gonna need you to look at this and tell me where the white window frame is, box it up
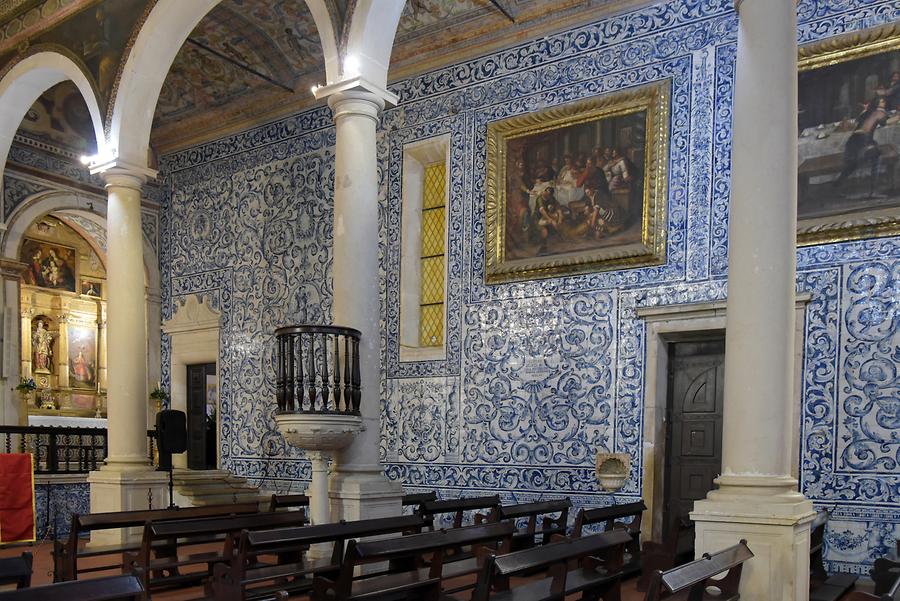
[399,134,451,363]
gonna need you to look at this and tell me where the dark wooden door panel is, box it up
[187,363,216,470]
[664,339,725,536]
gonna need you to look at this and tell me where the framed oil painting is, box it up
[80,278,102,298]
[797,23,900,245]
[67,324,97,390]
[20,239,78,292]
[485,81,670,283]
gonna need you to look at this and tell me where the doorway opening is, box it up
[186,363,217,470]
[663,337,725,542]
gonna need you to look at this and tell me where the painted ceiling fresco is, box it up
[152,0,625,151]
[18,81,96,154]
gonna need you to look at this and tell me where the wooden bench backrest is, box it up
[573,500,646,536]
[420,495,501,528]
[74,502,260,533]
[268,493,309,512]
[402,491,437,507]
[0,575,143,601]
[658,540,753,594]
[498,498,571,521]
[149,509,307,539]
[241,515,425,553]
[489,529,631,577]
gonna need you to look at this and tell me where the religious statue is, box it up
[32,320,53,373]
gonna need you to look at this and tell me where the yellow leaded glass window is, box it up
[419,161,446,347]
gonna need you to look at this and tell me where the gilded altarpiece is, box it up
[18,217,107,419]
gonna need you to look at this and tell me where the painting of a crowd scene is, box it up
[485,82,669,282]
[797,25,900,244]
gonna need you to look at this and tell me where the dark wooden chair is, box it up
[211,514,428,601]
[53,502,260,582]
[267,493,309,512]
[809,509,857,601]
[0,575,144,601]
[467,529,633,601]
[636,518,694,591]
[419,494,500,530]
[572,500,646,578]
[310,530,451,601]
[495,498,571,550]
[127,509,308,592]
[643,539,753,601]
[0,552,32,590]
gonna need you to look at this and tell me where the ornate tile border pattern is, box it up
[159,0,900,574]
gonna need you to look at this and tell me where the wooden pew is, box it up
[872,540,900,596]
[211,514,428,601]
[419,494,500,530]
[411,522,516,594]
[636,518,694,591]
[267,493,309,512]
[310,529,456,601]
[809,509,857,601]
[643,539,753,601]
[572,500,646,577]
[402,491,437,512]
[0,552,32,589]
[843,572,900,601]
[53,502,260,582]
[127,509,309,592]
[0,575,144,601]
[466,529,633,601]
[495,498,571,550]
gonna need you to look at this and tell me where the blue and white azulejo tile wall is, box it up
[160,0,900,575]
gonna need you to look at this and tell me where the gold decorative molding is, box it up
[796,22,900,247]
[484,80,670,283]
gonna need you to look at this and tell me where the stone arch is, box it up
[0,50,106,220]
[2,191,159,293]
[1,190,162,427]
[108,0,337,169]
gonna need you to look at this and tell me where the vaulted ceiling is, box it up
[151,0,631,152]
[3,0,642,155]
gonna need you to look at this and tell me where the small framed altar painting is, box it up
[80,278,102,298]
[484,80,670,283]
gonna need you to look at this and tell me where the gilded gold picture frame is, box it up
[797,23,900,246]
[485,80,670,284]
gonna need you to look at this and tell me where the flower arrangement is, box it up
[150,382,170,411]
[15,378,36,393]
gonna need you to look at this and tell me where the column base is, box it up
[328,469,403,522]
[691,474,816,601]
[87,463,169,545]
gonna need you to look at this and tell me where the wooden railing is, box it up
[275,325,362,415]
[0,425,107,474]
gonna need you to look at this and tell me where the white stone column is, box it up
[321,89,402,521]
[691,1,815,600]
[87,166,167,543]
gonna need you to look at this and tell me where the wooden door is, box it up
[187,363,216,470]
[664,339,725,535]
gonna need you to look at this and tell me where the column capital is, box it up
[0,258,27,280]
[325,89,387,125]
[315,76,398,107]
[90,158,157,191]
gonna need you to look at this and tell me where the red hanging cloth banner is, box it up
[0,453,35,544]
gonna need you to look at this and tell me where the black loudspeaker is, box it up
[156,409,187,454]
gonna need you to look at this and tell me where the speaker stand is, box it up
[167,464,177,509]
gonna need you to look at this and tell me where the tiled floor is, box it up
[0,540,665,600]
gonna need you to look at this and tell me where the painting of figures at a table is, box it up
[504,110,646,260]
[798,47,900,227]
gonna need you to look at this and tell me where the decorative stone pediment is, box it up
[162,295,220,335]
